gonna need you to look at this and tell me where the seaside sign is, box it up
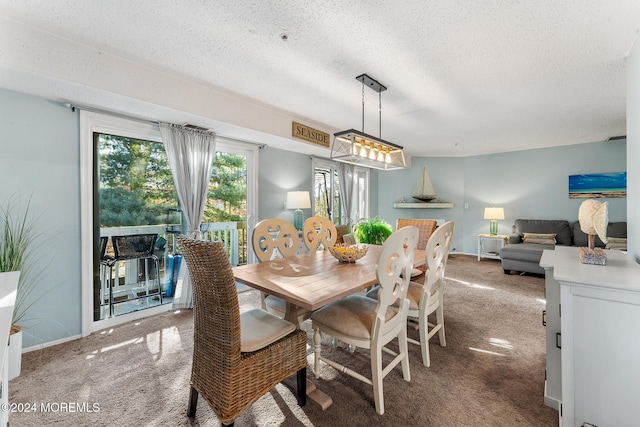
[292,122,330,148]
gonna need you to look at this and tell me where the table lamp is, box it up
[286,191,311,230]
[484,207,504,235]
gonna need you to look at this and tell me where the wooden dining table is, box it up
[232,244,425,409]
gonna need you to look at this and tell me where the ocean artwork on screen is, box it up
[568,172,626,199]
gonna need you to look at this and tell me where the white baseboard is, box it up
[23,303,174,353]
[23,333,83,354]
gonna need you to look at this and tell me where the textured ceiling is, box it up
[1,1,640,157]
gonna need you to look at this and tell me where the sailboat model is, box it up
[412,167,437,202]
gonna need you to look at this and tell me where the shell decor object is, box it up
[578,199,608,265]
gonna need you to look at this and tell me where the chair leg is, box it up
[108,265,114,317]
[371,345,384,415]
[436,304,446,347]
[187,386,198,418]
[398,328,411,382]
[313,327,322,376]
[296,367,307,407]
[419,312,431,367]
[155,258,162,304]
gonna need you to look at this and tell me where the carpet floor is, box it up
[8,255,559,426]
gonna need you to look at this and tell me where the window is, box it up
[312,158,369,224]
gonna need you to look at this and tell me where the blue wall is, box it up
[376,141,627,254]
[257,147,313,224]
[0,87,629,348]
[0,89,81,347]
[377,157,466,251]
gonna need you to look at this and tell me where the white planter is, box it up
[0,271,20,383]
[8,329,21,380]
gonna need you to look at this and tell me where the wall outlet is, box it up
[464,202,469,209]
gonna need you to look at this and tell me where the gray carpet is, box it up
[8,255,558,426]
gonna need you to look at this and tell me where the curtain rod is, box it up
[62,101,267,148]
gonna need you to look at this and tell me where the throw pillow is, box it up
[523,233,557,245]
[605,237,627,250]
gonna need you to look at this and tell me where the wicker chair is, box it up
[396,218,438,277]
[177,236,307,426]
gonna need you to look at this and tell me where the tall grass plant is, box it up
[0,197,43,328]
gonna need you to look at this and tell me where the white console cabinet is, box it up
[540,246,640,427]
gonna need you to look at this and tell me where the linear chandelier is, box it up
[330,74,406,170]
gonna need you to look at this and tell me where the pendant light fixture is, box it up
[330,74,406,170]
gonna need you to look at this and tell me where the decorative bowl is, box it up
[329,244,368,263]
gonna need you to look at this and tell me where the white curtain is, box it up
[159,122,216,310]
[337,162,355,226]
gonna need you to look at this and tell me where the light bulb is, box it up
[359,141,367,157]
[377,145,385,162]
[385,147,391,163]
[368,142,376,160]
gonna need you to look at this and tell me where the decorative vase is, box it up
[0,271,20,380]
[8,326,22,380]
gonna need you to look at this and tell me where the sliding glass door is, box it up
[81,112,259,333]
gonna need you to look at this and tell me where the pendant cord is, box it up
[379,91,382,138]
[361,82,365,133]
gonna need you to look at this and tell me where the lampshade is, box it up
[331,130,406,170]
[484,207,505,220]
[286,191,310,231]
[330,74,406,171]
[286,191,311,209]
[484,207,504,235]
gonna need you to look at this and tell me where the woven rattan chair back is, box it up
[396,218,437,250]
[177,236,307,426]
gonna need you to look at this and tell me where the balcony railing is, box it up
[101,221,248,265]
[100,222,248,314]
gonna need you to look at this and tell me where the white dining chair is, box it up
[311,225,418,415]
[302,216,337,252]
[369,221,455,367]
[252,218,311,323]
[396,218,438,277]
[409,221,454,367]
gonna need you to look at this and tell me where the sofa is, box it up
[499,219,627,275]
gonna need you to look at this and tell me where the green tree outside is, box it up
[98,134,247,227]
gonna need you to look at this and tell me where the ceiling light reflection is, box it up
[447,277,495,290]
[468,347,505,357]
[489,338,513,350]
[101,337,142,353]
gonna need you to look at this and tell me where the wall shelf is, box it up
[393,202,455,209]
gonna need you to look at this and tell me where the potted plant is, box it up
[0,197,41,379]
[353,217,393,245]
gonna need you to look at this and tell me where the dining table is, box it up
[232,244,425,409]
